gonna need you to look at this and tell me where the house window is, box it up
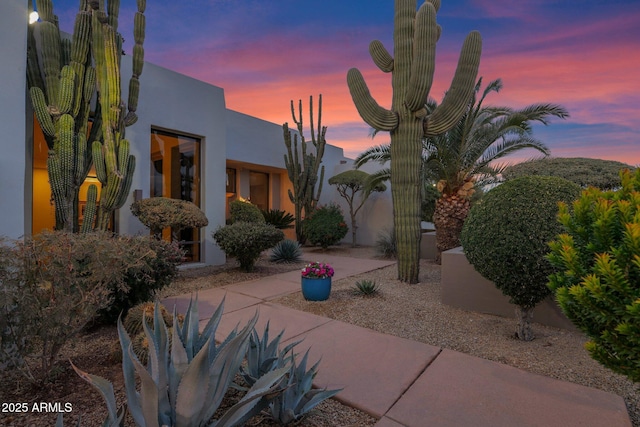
[31,116,106,234]
[150,128,202,262]
[250,171,269,211]
[226,168,236,195]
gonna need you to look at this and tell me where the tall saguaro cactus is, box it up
[27,0,145,232]
[347,0,481,283]
[283,95,327,243]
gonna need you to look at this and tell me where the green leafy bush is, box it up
[214,222,284,271]
[547,169,640,382]
[131,197,208,237]
[97,236,184,324]
[261,208,295,229]
[230,199,265,223]
[303,204,348,249]
[502,157,633,190]
[460,176,581,340]
[270,239,303,263]
[0,231,149,384]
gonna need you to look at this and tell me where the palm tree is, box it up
[356,78,569,261]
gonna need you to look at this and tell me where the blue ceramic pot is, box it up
[301,277,332,301]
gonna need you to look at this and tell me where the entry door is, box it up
[150,129,202,262]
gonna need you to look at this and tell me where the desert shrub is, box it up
[303,203,348,249]
[547,169,640,382]
[270,239,303,263]
[460,176,581,341]
[214,222,284,271]
[375,227,396,258]
[502,157,633,190]
[0,231,148,384]
[230,199,265,224]
[131,197,208,237]
[97,236,184,324]
[262,208,295,229]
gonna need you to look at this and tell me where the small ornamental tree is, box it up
[547,169,640,382]
[328,170,386,246]
[460,176,581,340]
[131,197,208,239]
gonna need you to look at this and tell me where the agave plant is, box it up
[239,321,300,388]
[261,209,295,229]
[352,279,380,296]
[270,239,303,264]
[269,350,342,425]
[69,298,288,427]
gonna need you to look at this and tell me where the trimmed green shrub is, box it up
[303,203,348,249]
[230,199,265,224]
[547,169,640,382]
[502,157,633,190]
[270,239,303,263]
[0,231,150,384]
[131,197,208,237]
[261,208,295,229]
[460,176,581,340]
[214,222,284,271]
[97,236,184,324]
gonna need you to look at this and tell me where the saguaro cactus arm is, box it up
[423,31,482,136]
[347,69,398,131]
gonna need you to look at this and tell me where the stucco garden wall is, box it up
[441,247,578,331]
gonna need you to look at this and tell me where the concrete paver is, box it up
[215,302,332,344]
[385,349,632,427]
[225,275,302,300]
[286,320,441,418]
[163,287,262,318]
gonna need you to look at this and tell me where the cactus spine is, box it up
[283,95,326,243]
[347,0,481,283]
[27,0,145,232]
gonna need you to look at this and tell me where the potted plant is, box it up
[300,261,335,301]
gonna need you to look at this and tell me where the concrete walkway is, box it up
[163,254,632,427]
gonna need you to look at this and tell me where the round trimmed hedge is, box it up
[460,176,581,310]
[502,157,632,190]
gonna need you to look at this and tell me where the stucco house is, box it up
[1,0,392,265]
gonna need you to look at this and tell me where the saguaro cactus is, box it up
[27,0,145,232]
[347,0,481,283]
[283,95,327,243]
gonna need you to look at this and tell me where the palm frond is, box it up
[354,144,391,168]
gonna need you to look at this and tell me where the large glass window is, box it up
[150,129,202,262]
[32,117,104,234]
[250,171,269,211]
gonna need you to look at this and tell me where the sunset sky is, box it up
[45,0,640,165]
